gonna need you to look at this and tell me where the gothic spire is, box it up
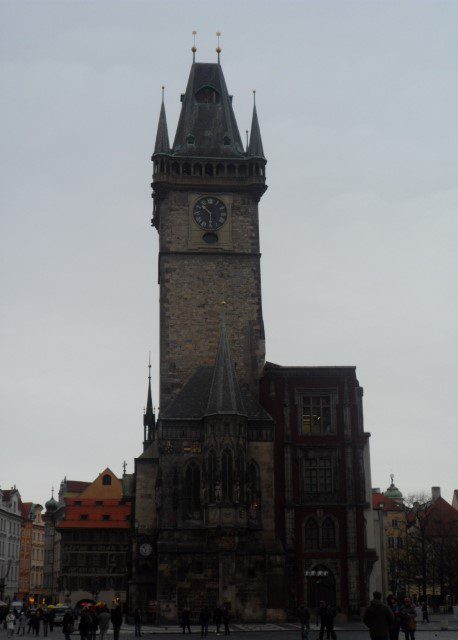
[172,61,244,157]
[248,91,265,159]
[205,316,246,417]
[143,353,155,447]
[153,87,170,155]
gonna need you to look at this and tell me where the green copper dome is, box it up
[385,474,403,500]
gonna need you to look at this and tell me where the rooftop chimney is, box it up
[431,486,441,501]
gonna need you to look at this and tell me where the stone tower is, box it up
[128,57,285,623]
[152,61,267,410]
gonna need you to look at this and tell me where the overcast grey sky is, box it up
[1,0,457,505]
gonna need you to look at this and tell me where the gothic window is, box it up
[303,457,333,493]
[193,163,202,176]
[184,462,201,518]
[182,162,191,176]
[304,518,319,550]
[172,162,180,176]
[215,163,225,176]
[208,451,216,503]
[205,163,214,176]
[238,164,247,176]
[246,461,260,507]
[301,394,333,434]
[321,517,337,548]
[195,86,220,104]
[227,164,236,176]
[222,449,233,501]
[102,474,112,485]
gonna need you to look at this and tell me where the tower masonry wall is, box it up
[158,190,265,409]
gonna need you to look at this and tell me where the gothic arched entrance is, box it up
[306,565,336,608]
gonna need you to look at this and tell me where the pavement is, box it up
[2,618,458,640]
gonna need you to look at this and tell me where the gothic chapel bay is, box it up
[126,56,376,622]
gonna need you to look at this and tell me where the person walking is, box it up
[78,610,91,640]
[62,611,74,640]
[222,606,230,636]
[134,609,142,638]
[180,607,191,634]
[47,611,55,634]
[6,612,16,638]
[363,592,395,640]
[88,609,97,640]
[41,611,48,638]
[18,612,27,636]
[198,606,210,638]
[386,596,401,640]
[318,602,336,640]
[110,606,122,640]
[421,601,429,624]
[400,599,416,640]
[97,608,110,640]
[26,612,35,636]
[297,603,311,640]
[34,610,42,637]
[213,606,222,636]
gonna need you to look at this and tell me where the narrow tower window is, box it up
[321,518,337,548]
[222,449,233,501]
[304,518,319,550]
[184,462,201,518]
[195,86,220,104]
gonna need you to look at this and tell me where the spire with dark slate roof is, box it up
[248,92,265,159]
[205,318,246,417]
[153,88,170,155]
[172,62,245,158]
[143,354,156,447]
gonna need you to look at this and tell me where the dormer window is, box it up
[186,134,195,145]
[102,474,112,486]
[195,86,220,104]
[223,136,231,146]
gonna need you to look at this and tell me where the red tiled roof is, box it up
[20,502,33,519]
[372,493,403,511]
[65,481,90,493]
[423,497,458,538]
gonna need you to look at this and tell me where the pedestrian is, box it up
[62,611,74,640]
[78,610,91,640]
[27,612,34,636]
[88,609,97,640]
[47,611,54,634]
[34,610,42,637]
[42,612,48,638]
[6,611,16,638]
[97,607,110,640]
[421,601,429,624]
[386,596,401,640]
[198,606,210,638]
[213,606,222,636]
[222,606,230,636]
[18,612,27,636]
[363,592,395,640]
[400,598,416,640]
[297,603,311,640]
[134,609,142,638]
[180,607,191,634]
[318,601,337,640]
[110,606,122,640]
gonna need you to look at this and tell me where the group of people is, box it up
[363,592,418,640]
[62,605,122,640]
[2,609,55,638]
[178,604,230,636]
[297,601,336,640]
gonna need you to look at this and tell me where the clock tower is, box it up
[152,61,267,410]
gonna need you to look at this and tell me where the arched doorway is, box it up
[306,565,336,608]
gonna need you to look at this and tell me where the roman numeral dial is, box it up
[193,197,228,230]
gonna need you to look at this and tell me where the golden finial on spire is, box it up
[216,31,222,63]
[192,30,197,61]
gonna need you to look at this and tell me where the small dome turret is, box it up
[384,474,403,502]
[45,488,58,513]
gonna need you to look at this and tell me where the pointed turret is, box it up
[205,317,246,416]
[153,88,170,155]
[172,62,244,158]
[143,355,156,449]
[248,92,265,159]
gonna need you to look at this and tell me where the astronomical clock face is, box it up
[193,196,227,230]
[139,542,152,557]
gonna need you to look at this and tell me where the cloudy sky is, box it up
[1,0,457,505]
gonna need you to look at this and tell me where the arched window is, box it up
[215,163,225,177]
[195,86,220,104]
[159,160,164,173]
[184,462,201,518]
[222,449,233,501]
[246,461,259,506]
[321,517,337,548]
[227,164,236,177]
[205,163,214,177]
[304,518,319,550]
[102,474,111,486]
[182,162,191,176]
[208,451,216,503]
[238,164,247,176]
[172,162,180,176]
[193,163,202,176]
